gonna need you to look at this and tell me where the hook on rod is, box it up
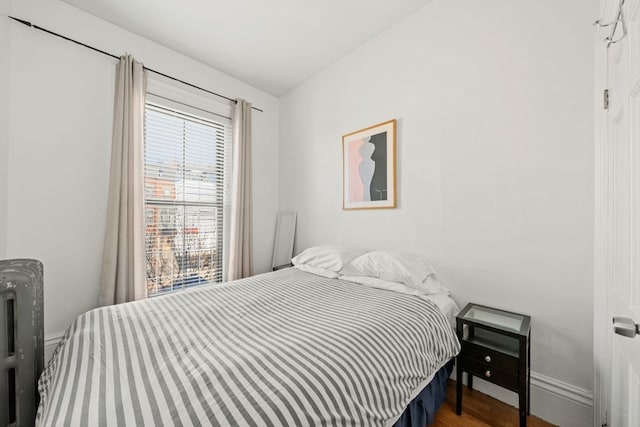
[593,18,616,28]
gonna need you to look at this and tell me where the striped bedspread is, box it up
[37,268,460,426]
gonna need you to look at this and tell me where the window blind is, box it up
[144,102,231,296]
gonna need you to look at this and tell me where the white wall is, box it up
[0,1,10,258]
[279,1,595,425]
[7,1,279,344]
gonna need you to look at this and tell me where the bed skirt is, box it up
[392,360,454,427]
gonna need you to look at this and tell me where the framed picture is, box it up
[342,119,396,210]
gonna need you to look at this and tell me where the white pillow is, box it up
[292,245,367,272]
[340,275,425,295]
[425,275,449,295]
[294,264,340,279]
[340,250,442,294]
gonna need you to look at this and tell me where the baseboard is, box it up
[44,331,65,363]
[530,371,593,408]
[453,370,593,427]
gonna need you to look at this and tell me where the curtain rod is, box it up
[8,16,264,113]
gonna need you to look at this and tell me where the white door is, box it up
[595,0,640,426]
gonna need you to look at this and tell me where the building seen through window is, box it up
[144,103,228,296]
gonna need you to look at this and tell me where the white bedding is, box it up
[422,293,460,328]
[320,268,460,328]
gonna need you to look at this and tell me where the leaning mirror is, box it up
[272,211,297,270]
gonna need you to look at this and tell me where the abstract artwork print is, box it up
[342,119,396,210]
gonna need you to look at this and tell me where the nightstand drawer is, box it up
[460,356,518,390]
[460,341,518,374]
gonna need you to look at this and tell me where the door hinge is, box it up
[604,89,610,110]
[602,409,608,427]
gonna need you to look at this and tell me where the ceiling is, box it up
[61,0,432,96]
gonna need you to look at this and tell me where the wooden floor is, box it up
[432,381,556,427]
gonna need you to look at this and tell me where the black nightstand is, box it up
[455,303,531,427]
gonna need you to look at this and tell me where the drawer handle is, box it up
[484,355,491,363]
[485,370,491,378]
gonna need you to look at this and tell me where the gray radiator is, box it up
[0,260,44,427]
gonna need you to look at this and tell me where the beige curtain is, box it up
[227,99,253,280]
[98,55,147,306]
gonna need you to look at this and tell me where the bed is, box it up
[37,267,460,426]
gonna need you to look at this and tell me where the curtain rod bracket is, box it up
[9,16,34,27]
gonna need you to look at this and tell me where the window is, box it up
[144,101,230,296]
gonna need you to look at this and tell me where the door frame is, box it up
[593,1,628,426]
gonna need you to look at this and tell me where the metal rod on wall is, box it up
[8,16,264,113]
[593,0,627,47]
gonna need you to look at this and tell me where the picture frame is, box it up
[342,119,396,210]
